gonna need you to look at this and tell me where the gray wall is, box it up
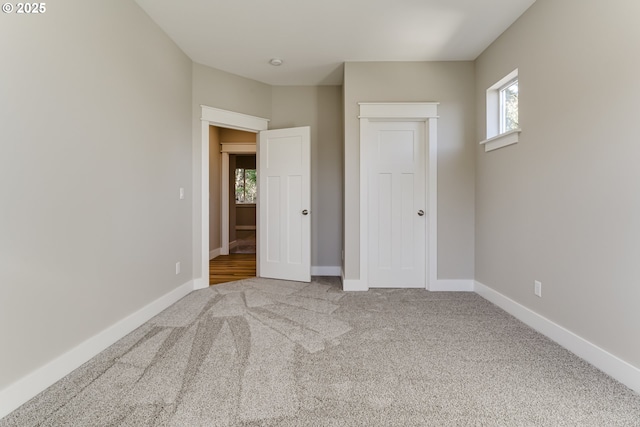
[343,62,476,281]
[0,0,192,389]
[475,0,640,367]
[271,86,344,268]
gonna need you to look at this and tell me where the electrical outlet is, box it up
[534,280,542,297]
[179,188,185,200]
[176,262,181,275]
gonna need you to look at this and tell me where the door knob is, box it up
[302,210,309,215]
[418,210,424,216]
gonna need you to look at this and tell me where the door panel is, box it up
[258,127,311,282]
[266,176,281,262]
[368,121,426,288]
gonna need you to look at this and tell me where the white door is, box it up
[367,121,426,288]
[258,126,311,282]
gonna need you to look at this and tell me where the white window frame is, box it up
[234,167,257,204]
[499,77,518,134]
[480,69,520,152]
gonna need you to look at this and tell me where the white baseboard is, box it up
[209,247,221,260]
[341,269,368,291]
[342,279,368,291]
[235,225,256,231]
[474,280,640,395]
[0,280,194,419]
[311,266,341,276]
[192,277,209,290]
[340,274,474,292]
[430,279,474,292]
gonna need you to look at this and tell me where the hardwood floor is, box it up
[209,253,256,285]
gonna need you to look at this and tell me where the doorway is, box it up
[230,154,257,255]
[196,107,267,290]
[211,129,257,284]
[197,106,312,289]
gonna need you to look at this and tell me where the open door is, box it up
[258,126,311,282]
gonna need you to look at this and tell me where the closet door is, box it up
[367,120,426,288]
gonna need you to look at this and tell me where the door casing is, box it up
[196,106,269,289]
[358,102,439,291]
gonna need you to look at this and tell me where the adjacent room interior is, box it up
[208,126,257,284]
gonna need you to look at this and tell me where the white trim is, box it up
[221,151,229,255]
[235,225,256,231]
[474,281,640,395]
[202,106,270,133]
[431,279,475,292]
[193,277,209,290]
[427,117,438,289]
[343,279,368,292]
[199,120,210,291]
[193,276,209,290]
[0,280,194,419]
[341,268,366,291]
[479,128,521,152]
[359,117,369,291]
[209,247,221,260]
[199,106,269,289]
[311,266,341,276]
[358,102,439,292]
[359,102,439,119]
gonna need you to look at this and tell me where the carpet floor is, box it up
[2,277,639,426]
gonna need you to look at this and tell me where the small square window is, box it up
[480,69,520,152]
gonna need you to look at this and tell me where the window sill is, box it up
[479,128,521,152]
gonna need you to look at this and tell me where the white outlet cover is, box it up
[534,280,542,297]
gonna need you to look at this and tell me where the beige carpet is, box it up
[2,277,640,426]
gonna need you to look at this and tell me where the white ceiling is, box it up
[134,0,536,86]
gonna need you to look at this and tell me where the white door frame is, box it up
[358,102,438,291]
[195,105,269,290]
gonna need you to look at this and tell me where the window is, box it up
[499,78,518,133]
[235,168,256,203]
[480,69,520,152]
